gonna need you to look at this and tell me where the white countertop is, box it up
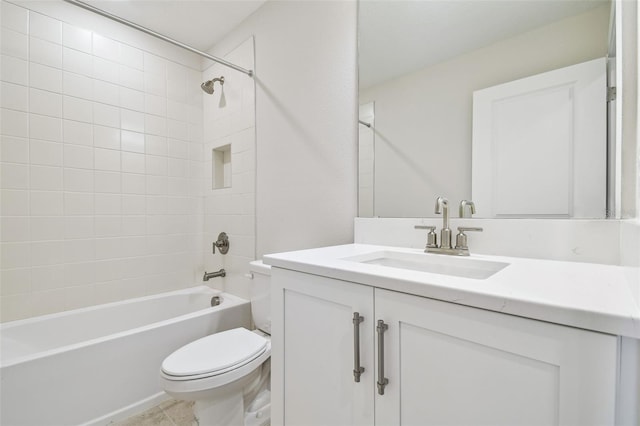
[264,244,640,339]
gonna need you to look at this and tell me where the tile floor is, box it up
[112,399,196,426]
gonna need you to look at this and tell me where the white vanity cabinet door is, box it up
[271,268,375,426]
[374,289,618,426]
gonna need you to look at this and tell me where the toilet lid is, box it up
[162,328,268,378]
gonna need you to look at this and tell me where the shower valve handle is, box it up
[213,232,230,255]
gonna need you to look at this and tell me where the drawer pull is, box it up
[353,312,365,382]
[377,320,389,395]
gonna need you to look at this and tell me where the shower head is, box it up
[201,80,214,94]
[201,76,225,95]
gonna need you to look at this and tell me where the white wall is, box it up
[204,0,358,258]
[618,1,640,316]
[358,102,375,217]
[0,0,205,321]
[637,1,640,221]
[620,0,638,219]
[360,5,609,218]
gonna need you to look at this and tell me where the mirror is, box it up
[358,0,612,218]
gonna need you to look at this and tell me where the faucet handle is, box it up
[415,225,437,248]
[455,227,483,251]
[213,232,230,255]
[457,227,483,233]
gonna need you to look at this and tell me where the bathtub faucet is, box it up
[203,269,226,281]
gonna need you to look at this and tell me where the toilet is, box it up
[160,261,272,426]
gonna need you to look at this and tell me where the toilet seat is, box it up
[162,328,268,381]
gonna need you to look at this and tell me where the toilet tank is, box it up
[249,260,271,334]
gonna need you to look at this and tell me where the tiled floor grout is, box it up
[112,399,196,426]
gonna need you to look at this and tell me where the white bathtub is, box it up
[0,286,251,426]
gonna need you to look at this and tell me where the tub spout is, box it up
[203,269,226,281]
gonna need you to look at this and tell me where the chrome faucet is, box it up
[435,197,452,249]
[414,197,483,256]
[459,200,476,218]
[213,232,229,255]
[203,269,226,281]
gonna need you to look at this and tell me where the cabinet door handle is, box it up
[352,312,365,382]
[377,319,389,395]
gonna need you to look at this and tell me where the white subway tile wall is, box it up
[0,0,206,321]
[202,37,256,300]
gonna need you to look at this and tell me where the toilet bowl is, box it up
[159,261,272,426]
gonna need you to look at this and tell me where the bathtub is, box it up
[0,286,251,426]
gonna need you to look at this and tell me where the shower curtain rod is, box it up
[62,0,254,77]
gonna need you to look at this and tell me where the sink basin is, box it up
[343,250,509,280]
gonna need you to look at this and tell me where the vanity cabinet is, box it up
[375,288,617,425]
[271,268,619,426]
[271,268,375,426]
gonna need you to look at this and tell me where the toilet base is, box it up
[189,363,270,426]
[194,394,244,426]
[244,389,271,426]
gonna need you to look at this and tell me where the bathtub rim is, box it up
[0,285,249,368]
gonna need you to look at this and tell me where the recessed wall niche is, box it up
[212,144,232,189]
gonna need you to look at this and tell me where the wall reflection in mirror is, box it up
[358,0,613,218]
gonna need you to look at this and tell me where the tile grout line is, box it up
[158,404,177,426]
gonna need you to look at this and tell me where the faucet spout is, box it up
[459,200,476,218]
[434,197,452,249]
[203,269,226,281]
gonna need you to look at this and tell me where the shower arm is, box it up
[62,0,254,77]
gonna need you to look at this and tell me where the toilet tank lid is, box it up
[249,260,271,276]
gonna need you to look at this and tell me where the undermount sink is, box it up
[343,250,509,280]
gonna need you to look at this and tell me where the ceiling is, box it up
[84,0,267,53]
[359,0,609,89]
[78,0,607,87]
